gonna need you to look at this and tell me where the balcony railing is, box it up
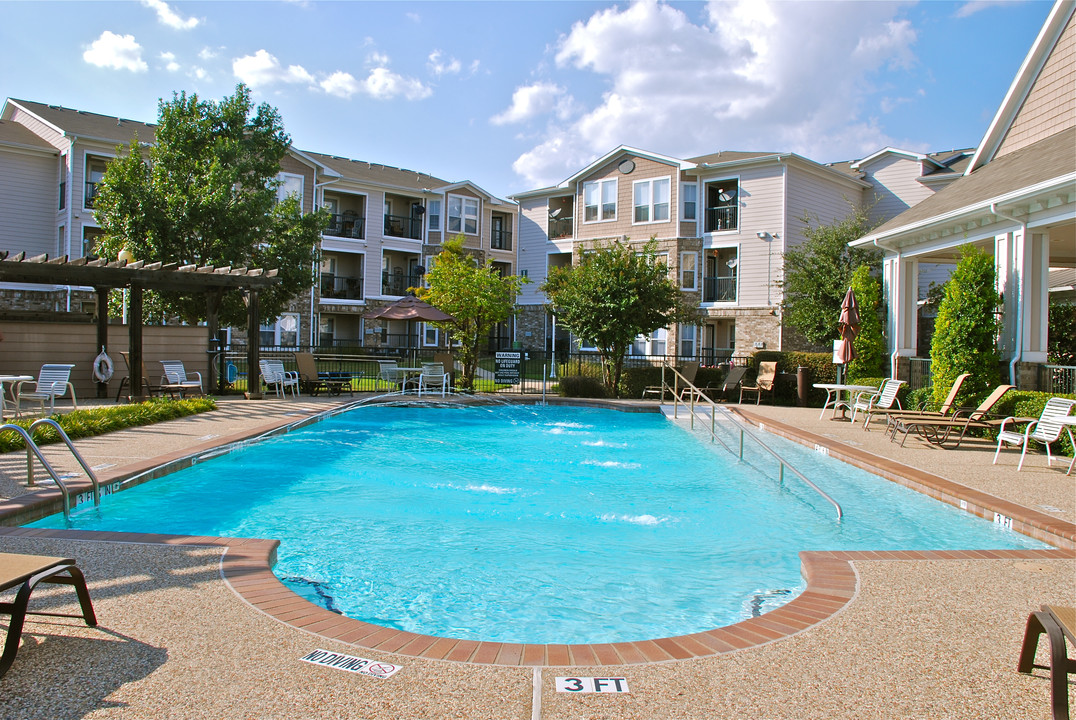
[700,347,737,366]
[325,213,365,239]
[382,272,423,296]
[702,276,737,303]
[384,214,423,240]
[491,228,513,250]
[84,181,99,209]
[320,274,364,300]
[704,206,738,233]
[549,217,573,240]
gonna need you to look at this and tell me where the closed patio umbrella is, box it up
[836,287,860,382]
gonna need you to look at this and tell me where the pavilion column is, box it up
[245,289,262,399]
[883,255,918,380]
[94,286,110,398]
[128,284,145,401]
[1020,231,1050,363]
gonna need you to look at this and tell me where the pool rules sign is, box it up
[301,649,400,679]
[494,350,522,385]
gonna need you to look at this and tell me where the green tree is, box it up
[781,206,881,346]
[417,236,527,391]
[541,239,697,397]
[929,246,1001,405]
[847,263,886,380]
[94,85,326,330]
[1048,299,1075,365]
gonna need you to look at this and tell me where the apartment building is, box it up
[0,99,519,352]
[511,143,970,363]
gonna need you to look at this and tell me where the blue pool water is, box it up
[30,404,1049,644]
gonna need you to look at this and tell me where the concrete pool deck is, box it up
[0,394,1073,718]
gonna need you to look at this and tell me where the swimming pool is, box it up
[29,404,1049,644]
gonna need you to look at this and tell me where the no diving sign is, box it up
[301,649,401,679]
[556,677,630,693]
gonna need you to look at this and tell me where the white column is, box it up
[883,254,919,376]
[995,231,1019,358]
[1021,231,1050,362]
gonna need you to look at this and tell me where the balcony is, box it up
[704,206,738,233]
[325,213,365,240]
[382,272,423,296]
[491,228,513,250]
[84,181,99,209]
[320,274,364,301]
[384,214,423,240]
[549,217,573,240]
[702,275,737,303]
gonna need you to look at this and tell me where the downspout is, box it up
[991,203,1026,386]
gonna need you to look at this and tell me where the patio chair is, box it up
[14,364,77,417]
[418,362,450,397]
[850,378,905,429]
[115,352,160,402]
[1017,605,1075,720]
[159,360,204,398]
[739,361,776,404]
[888,384,1017,448]
[0,552,98,679]
[704,365,748,403]
[378,360,408,392]
[993,397,1076,471]
[642,362,700,400]
[871,373,971,427]
[259,359,299,399]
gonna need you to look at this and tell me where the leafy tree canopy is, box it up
[781,205,881,347]
[541,238,697,396]
[417,236,527,391]
[94,84,326,327]
[929,246,1001,404]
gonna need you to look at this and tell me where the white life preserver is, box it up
[93,348,115,383]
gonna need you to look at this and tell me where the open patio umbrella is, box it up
[365,296,455,360]
[836,287,860,382]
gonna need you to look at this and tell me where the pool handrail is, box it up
[0,423,76,521]
[28,418,101,509]
[662,364,843,521]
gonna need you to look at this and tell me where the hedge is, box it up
[0,397,217,453]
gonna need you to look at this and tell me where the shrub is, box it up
[848,264,886,380]
[930,247,1001,405]
[0,397,217,453]
[558,375,609,398]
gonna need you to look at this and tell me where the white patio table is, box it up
[0,375,34,419]
[813,382,879,421]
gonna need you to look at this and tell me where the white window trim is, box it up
[427,198,443,233]
[83,151,116,211]
[447,194,480,235]
[423,323,440,346]
[277,172,305,203]
[701,243,741,306]
[262,312,301,348]
[582,178,617,224]
[680,251,698,291]
[631,176,671,226]
[681,181,698,222]
[679,324,697,358]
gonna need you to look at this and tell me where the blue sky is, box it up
[0,1,1054,196]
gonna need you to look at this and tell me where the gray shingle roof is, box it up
[10,99,156,145]
[305,150,449,192]
[868,127,1075,236]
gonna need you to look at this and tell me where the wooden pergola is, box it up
[0,251,280,399]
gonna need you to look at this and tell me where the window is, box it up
[85,157,107,208]
[319,316,335,346]
[705,179,739,232]
[423,323,439,346]
[448,195,478,234]
[633,177,670,223]
[630,328,668,356]
[428,199,441,232]
[680,251,698,290]
[703,247,739,303]
[260,313,300,348]
[583,178,616,222]
[82,227,105,258]
[57,227,65,258]
[277,173,304,203]
[680,325,696,358]
[682,183,697,221]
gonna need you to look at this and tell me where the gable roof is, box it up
[303,150,449,193]
[967,0,1075,173]
[560,145,696,188]
[0,119,57,153]
[5,98,156,146]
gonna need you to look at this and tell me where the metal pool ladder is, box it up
[661,365,843,521]
[0,419,101,522]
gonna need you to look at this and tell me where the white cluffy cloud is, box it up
[141,0,200,30]
[428,50,462,77]
[233,49,315,88]
[159,51,180,72]
[506,0,922,188]
[83,31,148,72]
[234,48,431,101]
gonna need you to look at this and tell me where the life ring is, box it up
[93,348,115,383]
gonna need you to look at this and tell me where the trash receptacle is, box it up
[796,366,810,407]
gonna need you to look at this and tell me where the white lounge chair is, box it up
[14,364,77,416]
[159,360,204,397]
[418,362,449,397]
[993,397,1076,471]
[851,378,905,428]
[259,359,299,398]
